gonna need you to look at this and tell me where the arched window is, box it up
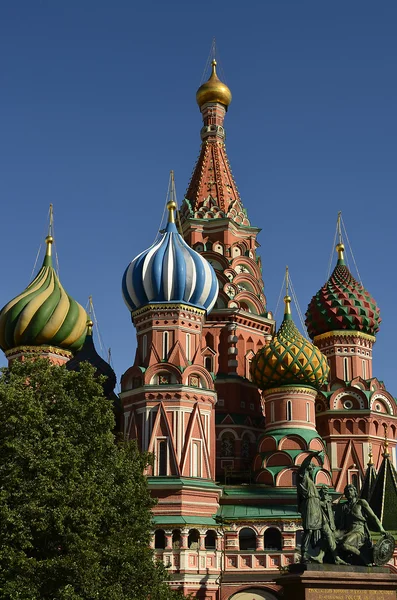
[205,530,216,549]
[346,420,354,435]
[188,529,200,549]
[264,527,282,551]
[239,527,256,550]
[142,334,147,361]
[204,355,213,372]
[306,402,310,422]
[154,529,166,549]
[362,360,367,379]
[292,471,298,486]
[351,473,359,491]
[295,529,304,549]
[157,439,167,476]
[172,529,181,550]
[287,401,292,422]
[163,331,169,360]
[270,402,275,423]
[186,333,191,361]
[241,434,251,460]
[221,433,235,457]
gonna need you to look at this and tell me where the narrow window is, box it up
[362,360,366,379]
[343,357,349,381]
[306,402,310,423]
[192,441,201,477]
[142,334,147,361]
[158,439,167,476]
[270,402,275,423]
[205,356,213,372]
[186,333,191,361]
[287,400,292,422]
[163,331,169,360]
[351,473,359,490]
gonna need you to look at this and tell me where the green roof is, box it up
[220,504,300,519]
[259,428,323,445]
[152,515,218,526]
[147,477,221,491]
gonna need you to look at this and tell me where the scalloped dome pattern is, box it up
[251,314,329,390]
[122,220,219,313]
[305,261,381,339]
[0,248,87,353]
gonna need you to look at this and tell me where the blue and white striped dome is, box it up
[122,201,219,314]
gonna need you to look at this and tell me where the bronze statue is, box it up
[337,484,393,566]
[297,452,344,564]
[296,456,395,566]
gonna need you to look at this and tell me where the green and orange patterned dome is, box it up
[251,296,329,391]
[0,235,87,354]
[305,244,381,339]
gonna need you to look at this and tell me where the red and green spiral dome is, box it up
[305,244,381,339]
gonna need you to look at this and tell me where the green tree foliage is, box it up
[0,359,183,599]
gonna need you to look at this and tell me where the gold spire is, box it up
[45,203,54,256]
[383,424,390,457]
[284,266,291,315]
[196,59,232,109]
[368,443,374,466]
[336,212,345,261]
[167,170,177,223]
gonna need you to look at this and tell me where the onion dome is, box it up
[0,235,87,354]
[251,295,329,390]
[196,59,232,110]
[66,320,116,398]
[122,199,219,314]
[305,243,381,339]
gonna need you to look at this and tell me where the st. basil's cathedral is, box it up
[1,60,397,600]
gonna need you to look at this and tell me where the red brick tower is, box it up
[251,292,332,488]
[180,61,275,482]
[306,238,397,492]
[121,195,221,522]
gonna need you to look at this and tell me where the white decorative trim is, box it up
[370,393,394,415]
[332,391,365,410]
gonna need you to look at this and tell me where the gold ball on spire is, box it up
[336,243,345,260]
[167,200,177,211]
[196,60,232,110]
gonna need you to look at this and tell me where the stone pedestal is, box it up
[276,564,397,600]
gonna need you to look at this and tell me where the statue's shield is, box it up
[373,534,395,566]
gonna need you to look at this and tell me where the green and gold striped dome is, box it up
[251,296,329,391]
[0,235,87,354]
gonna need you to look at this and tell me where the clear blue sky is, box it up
[1,1,396,394]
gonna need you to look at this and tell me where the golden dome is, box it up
[196,60,232,109]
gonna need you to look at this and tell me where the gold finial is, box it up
[196,55,232,109]
[167,170,177,223]
[45,235,53,256]
[45,203,55,257]
[87,319,94,335]
[335,212,345,261]
[368,443,374,466]
[383,424,390,457]
[284,267,291,315]
[336,242,345,261]
[337,211,342,244]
